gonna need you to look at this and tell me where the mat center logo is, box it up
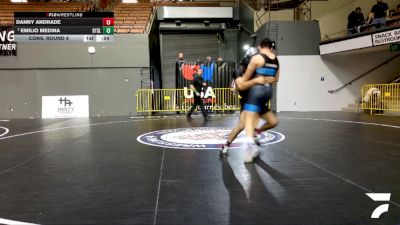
[137,127,285,149]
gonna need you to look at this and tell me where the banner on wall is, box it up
[173,60,237,111]
[176,60,236,89]
[0,26,17,56]
[42,95,89,118]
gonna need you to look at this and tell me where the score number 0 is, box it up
[102,18,114,35]
[103,18,114,26]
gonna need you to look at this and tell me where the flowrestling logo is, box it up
[366,193,391,219]
[137,127,285,149]
[0,26,16,56]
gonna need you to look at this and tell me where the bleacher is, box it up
[114,2,153,34]
[0,1,91,25]
[0,0,236,34]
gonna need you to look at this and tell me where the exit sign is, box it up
[390,43,400,52]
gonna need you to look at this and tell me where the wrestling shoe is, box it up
[220,144,229,157]
[244,140,260,163]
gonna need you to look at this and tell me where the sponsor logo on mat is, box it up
[137,127,285,149]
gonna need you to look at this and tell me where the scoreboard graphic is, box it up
[14,12,114,42]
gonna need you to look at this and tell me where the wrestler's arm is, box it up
[236,56,264,90]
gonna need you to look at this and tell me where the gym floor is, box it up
[0,112,399,225]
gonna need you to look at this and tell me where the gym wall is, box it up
[0,34,150,118]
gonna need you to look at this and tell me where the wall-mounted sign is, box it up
[372,28,400,46]
[390,43,400,52]
[42,95,89,118]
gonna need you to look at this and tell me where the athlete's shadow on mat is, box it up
[254,158,315,223]
[221,158,280,225]
[221,157,312,224]
[254,159,309,200]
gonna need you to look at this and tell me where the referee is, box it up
[187,69,208,119]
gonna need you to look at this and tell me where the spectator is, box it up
[392,4,400,17]
[178,52,184,61]
[368,0,389,28]
[347,7,364,34]
[216,56,224,67]
[389,9,395,17]
[363,87,381,103]
[176,52,185,88]
[363,87,383,113]
[176,52,185,72]
[202,56,214,84]
[205,56,212,64]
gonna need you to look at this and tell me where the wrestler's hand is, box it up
[254,76,266,84]
[234,77,243,86]
[264,77,276,83]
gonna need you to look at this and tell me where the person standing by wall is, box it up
[347,7,364,34]
[391,4,400,18]
[201,56,214,86]
[176,52,186,88]
[367,0,389,28]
